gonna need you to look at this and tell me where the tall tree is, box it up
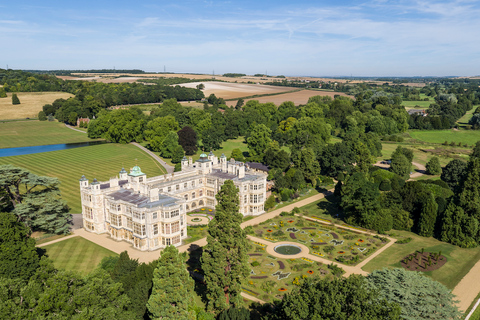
[274,275,401,320]
[390,153,411,179]
[247,123,272,161]
[178,126,198,155]
[0,211,41,281]
[426,156,442,175]
[367,268,460,320]
[0,165,71,234]
[441,159,467,192]
[458,158,480,219]
[147,245,196,320]
[201,180,249,313]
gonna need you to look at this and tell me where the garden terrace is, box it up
[242,240,338,302]
[247,215,389,266]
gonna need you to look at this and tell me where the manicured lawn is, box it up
[362,230,480,290]
[0,120,96,149]
[242,241,336,302]
[409,129,480,146]
[0,143,166,212]
[43,236,118,274]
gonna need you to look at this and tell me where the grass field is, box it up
[457,108,477,128]
[409,129,480,145]
[43,236,118,274]
[362,230,480,290]
[401,100,433,109]
[0,143,166,212]
[379,142,468,167]
[0,120,95,149]
[0,92,74,119]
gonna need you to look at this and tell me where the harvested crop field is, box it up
[0,92,74,120]
[179,81,296,100]
[230,89,350,106]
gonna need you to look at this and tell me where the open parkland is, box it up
[1,77,480,318]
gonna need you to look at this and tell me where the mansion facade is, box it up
[79,152,267,251]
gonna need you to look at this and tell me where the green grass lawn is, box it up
[0,143,166,212]
[457,107,478,128]
[409,129,480,146]
[362,230,480,290]
[43,236,118,274]
[0,120,96,149]
[401,100,433,109]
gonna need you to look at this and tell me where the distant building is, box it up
[407,109,427,116]
[79,152,267,251]
[77,117,91,127]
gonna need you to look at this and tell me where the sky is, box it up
[1,0,479,77]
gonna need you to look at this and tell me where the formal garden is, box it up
[185,208,215,244]
[246,215,390,266]
[241,240,345,302]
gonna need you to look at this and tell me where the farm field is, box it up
[409,129,480,146]
[0,143,166,212]
[43,236,118,274]
[362,230,480,290]
[230,89,350,107]
[0,92,74,119]
[0,120,95,149]
[178,81,296,100]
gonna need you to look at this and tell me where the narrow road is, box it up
[65,124,88,133]
[453,259,480,312]
[130,142,174,174]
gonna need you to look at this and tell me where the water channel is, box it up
[0,141,107,157]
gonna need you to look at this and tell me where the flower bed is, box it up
[253,215,389,266]
[244,241,333,302]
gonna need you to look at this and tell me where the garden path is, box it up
[452,259,480,312]
[374,160,426,180]
[64,124,88,133]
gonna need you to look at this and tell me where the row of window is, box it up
[82,194,92,202]
[165,179,203,193]
[111,214,182,237]
[241,194,265,204]
[162,235,181,246]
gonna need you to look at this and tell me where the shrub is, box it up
[396,237,413,244]
[265,194,276,210]
[38,111,47,121]
[251,261,260,267]
[426,157,441,175]
[12,93,20,105]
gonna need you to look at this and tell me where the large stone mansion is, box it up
[79,152,267,251]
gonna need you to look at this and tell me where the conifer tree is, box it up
[147,245,196,320]
[201,180,249,313]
